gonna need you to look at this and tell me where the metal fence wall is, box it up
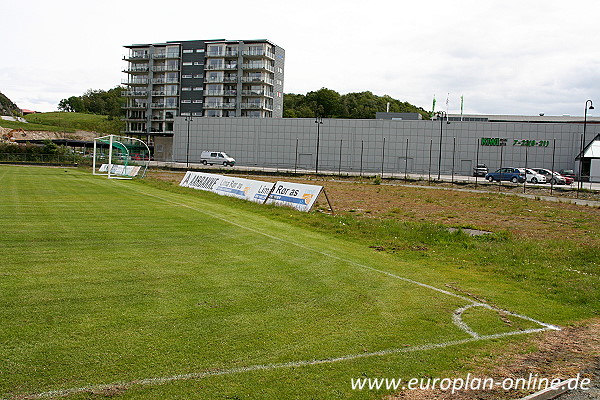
[172,117,592,177]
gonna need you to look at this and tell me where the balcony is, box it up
[122,129,148,134]
[152,52,180,59]
[204,89,237,96]
[240,76,274,85]
[204,103,236,109]
[151,78,179,84]
[123,53,149,61]
[151,90,179,96]
[122,78,149,85]
[242,49,275,59]
[124,117,147,122]
[241,90,273,97]
[241,62,274,72]
[241,102,272,111]
[123,65,149,73]
[152,65,180,72]
[122,90,148,97]
[122,103,148,109]
[205,64,238,70]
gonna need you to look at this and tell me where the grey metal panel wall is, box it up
[173,117,589,174]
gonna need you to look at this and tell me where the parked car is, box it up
[558,169,577,182]
[485,167,526,183]
[531,168,572,185]
[522,168,547,184]
[200,151,236,166]
[472,163,489,177]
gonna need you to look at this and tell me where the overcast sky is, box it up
[3,0,599,116]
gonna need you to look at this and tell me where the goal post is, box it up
[92,134,150,179]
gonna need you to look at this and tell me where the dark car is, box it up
[472,163,489,177]
[485,167,526,183]
[558,169,578,182]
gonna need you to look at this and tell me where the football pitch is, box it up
[0,166,570,399]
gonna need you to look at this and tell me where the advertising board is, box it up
[179,172,274,203]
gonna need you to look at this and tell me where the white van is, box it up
[200,151,236,167]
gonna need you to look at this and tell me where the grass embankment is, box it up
[0,112,124,134]
[0,165,597,399]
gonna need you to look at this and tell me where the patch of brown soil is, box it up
[147,170,600,245]
[387,319,600,399]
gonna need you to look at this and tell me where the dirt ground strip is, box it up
[148,170,600,245]
[387,319,600,400]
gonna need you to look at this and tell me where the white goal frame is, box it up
[92,134,150,179]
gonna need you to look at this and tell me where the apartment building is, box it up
[122,39,285,136]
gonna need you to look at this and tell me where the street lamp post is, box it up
[436,111,449,180]
[579,100,594,192]
[185,116,193,168]
[315,116,323,174]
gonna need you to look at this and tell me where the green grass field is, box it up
[0,112,124,135]
[0,166,596,399]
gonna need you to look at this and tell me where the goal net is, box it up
[92,135,150,179]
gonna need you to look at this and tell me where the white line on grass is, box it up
[123,184,560,334]
[6,328,552,400]
[3,181,561,399]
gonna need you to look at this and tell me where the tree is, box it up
[58,86,125,117]
[283,88,430,120]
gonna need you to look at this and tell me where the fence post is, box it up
[360,140,364,177]
[404,138,409,180]
[294,138,298,174]
[381,137,386,178]
[338,139,343,176]
[428,139,433,183]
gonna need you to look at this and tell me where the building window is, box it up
[193,87,203,91]
[196,49,205,53]
[193,74,203,78]
[182,62,193,66]
[183,49,194,53]
[193,62,204,66]
[181,112,191,116]
[182,87,191,91]
[182,100,191,104]
[182,74,192,78]
[193,100,203,104]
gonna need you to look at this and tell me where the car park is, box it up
[522,168,546,184]
[532,168,572,185]
[485,167,526,183]
[472,163,489,177]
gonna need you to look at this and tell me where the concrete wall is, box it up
[171,117,592,175]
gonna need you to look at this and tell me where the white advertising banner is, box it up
[179,172,274,203]
[99,164,141,176]
[265,181,323,212]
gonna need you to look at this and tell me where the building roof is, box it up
[441,113,600,123]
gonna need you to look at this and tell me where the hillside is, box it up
[0,92,21,117]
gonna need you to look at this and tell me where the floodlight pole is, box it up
[578,100,594,193]
[315,116,323,174]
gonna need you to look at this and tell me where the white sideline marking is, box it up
[2,183,560,399]
[125,185,559,333]
[6,328,552,400]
